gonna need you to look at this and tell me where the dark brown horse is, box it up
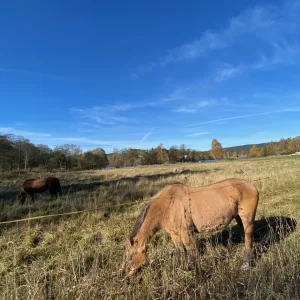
[122,178,259,277]
[19,177,62,204]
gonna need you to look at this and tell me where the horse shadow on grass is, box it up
[197,216,297,257]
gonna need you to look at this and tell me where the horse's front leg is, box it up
[29,193,35,203]
[181,231,198,265]
[170,233,186,264]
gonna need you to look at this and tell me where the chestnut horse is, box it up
[122,178,259,277]
[19,177,62,204]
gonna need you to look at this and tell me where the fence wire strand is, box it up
[0,176,270,225]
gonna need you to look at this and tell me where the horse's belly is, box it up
[190,198,237,233]
[28,187,48,193]
[193,215,233,233]
[35,188,48,193]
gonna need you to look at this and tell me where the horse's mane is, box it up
[129,201,152,243]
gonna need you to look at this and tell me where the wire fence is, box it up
[0,176,280,226]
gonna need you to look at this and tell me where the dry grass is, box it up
[0,156,300,299]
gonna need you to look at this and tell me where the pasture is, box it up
[0,156,300,299]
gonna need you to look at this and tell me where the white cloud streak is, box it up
[214,65,244,82]
[72,107,132,125]
[134,0,300,76]
[71,86,191,124]
[188,108,300,126]
[173,98,230,113]
[173,107,197,113]
[186,132,210,137]
[191,112,272,126]
[139,131,152,144]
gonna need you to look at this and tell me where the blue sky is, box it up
[1,0,300,153]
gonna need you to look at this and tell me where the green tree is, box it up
[179,144,187,162]
[54,144,82,169]
[0,135,14,171]
[261,145,269,157]
[79,148,108,169]
[168,146,179,163]
[141,148,157,165]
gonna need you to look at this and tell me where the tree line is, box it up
[108,136,300,167]
[108,144,210,167]
[0,134,108,172]
[1,133,299,172]
[209,137,300,160]
[248,137,300,157]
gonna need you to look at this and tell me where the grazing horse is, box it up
[122,178,259,277]
[19,177,62,204]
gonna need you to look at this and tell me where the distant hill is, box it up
[224,143,267,153]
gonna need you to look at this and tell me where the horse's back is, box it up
[22,178,46,188]
[187,179,258,233]
[199,178,259,206]
[21,178,48,193]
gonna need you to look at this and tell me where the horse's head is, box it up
[18,191,26,204]
[121,238,147,278]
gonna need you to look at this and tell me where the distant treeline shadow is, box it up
[62,168,217,195]
[197,216,297,255]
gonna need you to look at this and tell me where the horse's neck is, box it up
[134,202,161,247]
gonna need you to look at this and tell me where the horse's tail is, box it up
[52,178,62,195]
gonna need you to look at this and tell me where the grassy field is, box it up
[0,156,300,299]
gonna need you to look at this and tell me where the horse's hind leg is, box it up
[239,215,255,269]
